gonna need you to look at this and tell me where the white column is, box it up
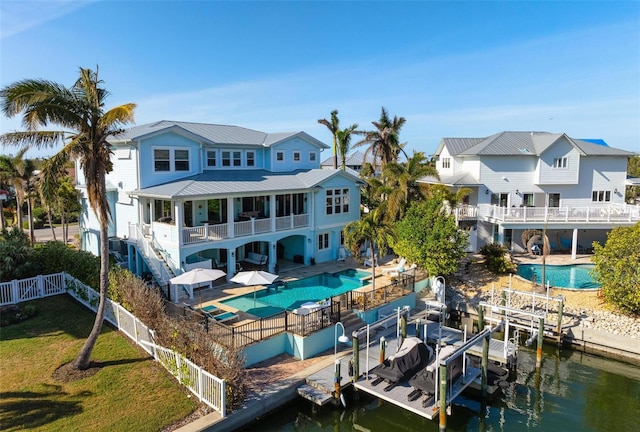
[572,228,578,260]
[227,198,235,238]
[175,201,184,246]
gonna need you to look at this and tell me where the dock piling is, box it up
[379,336,386,364]
[556,297,564,346]
[439,363,448,432]
[536,317,544,369]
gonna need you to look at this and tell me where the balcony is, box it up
[144,213,311,246]
[475,204,640,224]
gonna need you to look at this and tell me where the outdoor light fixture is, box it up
[516,189,519,195]
[614,188,618,194]
[485,188,489,194]
[334,322,349,358]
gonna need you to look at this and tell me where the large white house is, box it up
[76,120,363,299]
[419,131,639,257]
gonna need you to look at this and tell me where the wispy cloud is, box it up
[0,0,90,39]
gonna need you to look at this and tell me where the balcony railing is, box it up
[174,213,310,245]
[475,204,640,224]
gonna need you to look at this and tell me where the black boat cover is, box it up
[372,337,434,384]
[408,345,463,395]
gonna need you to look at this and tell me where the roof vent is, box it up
[518,148,530,153]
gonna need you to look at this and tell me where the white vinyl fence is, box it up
[0,272,226,417]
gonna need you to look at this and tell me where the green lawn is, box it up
[0,295,197,431]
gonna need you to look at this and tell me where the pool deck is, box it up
[182,255,403,314]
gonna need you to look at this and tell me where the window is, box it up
[206,150,217,167]
[276,151,284,162]
[222,151,231,167]
[552,157,568,168]
[442,157,451,169]
[293,151,301,162]
[154,148,190,172]
[318,233,329,251]
[326,188,350,215]
[154,149,170,171]
[246,151,255,167]
[592,190,611,202]
[233,151,242,167]
[174,150,189,171]
[522,193,534,206]
[309,152,317,162]
[548,193,560,207]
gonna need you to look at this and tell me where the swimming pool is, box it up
[221,270,371,318]
[517,264,600,289]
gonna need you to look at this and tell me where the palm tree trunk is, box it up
[72,218,109,370]
[0,199,4,230]
[47,208,57,241]
[27,196,34,246]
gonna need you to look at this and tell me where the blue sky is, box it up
[1,0,639,158]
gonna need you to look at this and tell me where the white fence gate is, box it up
[0,272,226,417]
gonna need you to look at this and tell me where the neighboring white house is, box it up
[76,120,363,299]
[419,131,639,257]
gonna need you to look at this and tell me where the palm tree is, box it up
[1,67,136,370]
[343,206,397,293]
[382,151,439,221]
[0,149,36,244]
[336,123,358,171]
[317,110,340,169]
[354,107,407,170]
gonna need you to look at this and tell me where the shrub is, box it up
[479,243,515,274]
[592,223,640,316]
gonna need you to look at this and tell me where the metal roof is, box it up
[111,120,328,149]
[129,169,362,199]
[442,131,635,157]
[321,151,374,167]
[417,172,481,186]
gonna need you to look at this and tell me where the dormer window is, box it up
[276,151,284,162]
[246,151,255,167]
[174,150,189,171]
[309,152,317,162]
[222,151,231,167]
[442,157,451,169]
[233,151,242,167]
[552,157,568,169]
[153,148,190,172]
[293,151,301,162]
[154,149,170,171]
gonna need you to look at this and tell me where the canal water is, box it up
[240,345,640,431]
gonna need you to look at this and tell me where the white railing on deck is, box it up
[234,220,253,237]
[208,223,228,240]
[476,204,640,223]
[1,272,226,417]
[129,223,173,286]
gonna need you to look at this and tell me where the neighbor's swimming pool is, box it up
[221,269,371,318]
[517,264,600,289]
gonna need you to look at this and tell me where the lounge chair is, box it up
[364,248,377,267]
[337,247,347,262]
[213,311,239,323]
[213,258,226,269]
[383,258,407,275]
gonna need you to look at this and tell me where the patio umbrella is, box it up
[230,270,279,308]
[170,268,226,301]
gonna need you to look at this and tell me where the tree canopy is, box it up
[391,198,468,278]
[591,222,640,316]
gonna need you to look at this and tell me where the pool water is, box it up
[517,264,600,289]
[221,271,370,318]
